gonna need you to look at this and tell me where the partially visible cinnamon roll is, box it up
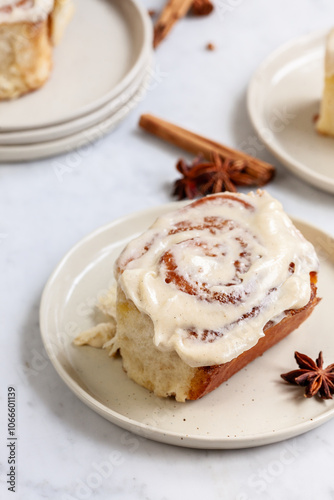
[0,0,74,100]
[112,191,320,402]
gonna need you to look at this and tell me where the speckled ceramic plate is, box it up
[0,0,152,131]
[39,203,334,449]
[0,61,151,145]
[248,30,334,194]
[0,70,151,162]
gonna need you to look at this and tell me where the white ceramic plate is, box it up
[0,61,151,145]
[248,30,334,194]
[0,70,151,162]
[0,0,152,131]
[40,202,334,449]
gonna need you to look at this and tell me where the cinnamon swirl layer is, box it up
[115,191,319,368]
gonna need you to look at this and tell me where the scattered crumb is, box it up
[148,9,156,17]
[74,287,118,354]
[313,113,319,123]
[206,42,215,51]
[73,321,116,348]
[97,286,117,317]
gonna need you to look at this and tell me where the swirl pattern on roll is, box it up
[116,191,319,367]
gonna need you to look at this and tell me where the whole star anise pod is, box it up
[173,156,202,200]
[281,351,334,400]
[172,152,273,200]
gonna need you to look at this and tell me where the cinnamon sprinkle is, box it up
[206,42,215,51]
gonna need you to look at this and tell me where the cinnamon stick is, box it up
[153,0,194,48]
[139,114,275,183]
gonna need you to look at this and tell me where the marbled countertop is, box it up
[1,0,334,499]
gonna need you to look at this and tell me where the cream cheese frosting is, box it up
[0,0,54,24]
[116,191,319,368]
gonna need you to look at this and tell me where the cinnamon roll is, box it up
[316,28,334,137]
[112,191,320,402]
[0,0,74,100]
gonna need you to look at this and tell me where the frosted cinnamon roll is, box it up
[0,0,73,100]
[112,191,320,401]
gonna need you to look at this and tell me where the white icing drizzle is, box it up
[0,0,54,24]
[116,191,319,368]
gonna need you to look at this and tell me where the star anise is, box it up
[173,156,202,200]
[172,152,273,200]
[281,351,334,400]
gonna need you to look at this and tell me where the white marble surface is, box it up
[1,0,334,498]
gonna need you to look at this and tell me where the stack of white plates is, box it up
[0,0,152,162]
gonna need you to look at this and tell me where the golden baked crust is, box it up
[0,20,52,100]
[114,192,320,402]
[187,277,320,400]
[115,275,320,402]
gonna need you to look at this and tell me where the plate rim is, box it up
[0,60,151,145]
[247,28,334,194]
[39,202,334,449]
[0,67,151,162]
[0,0,153,132]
